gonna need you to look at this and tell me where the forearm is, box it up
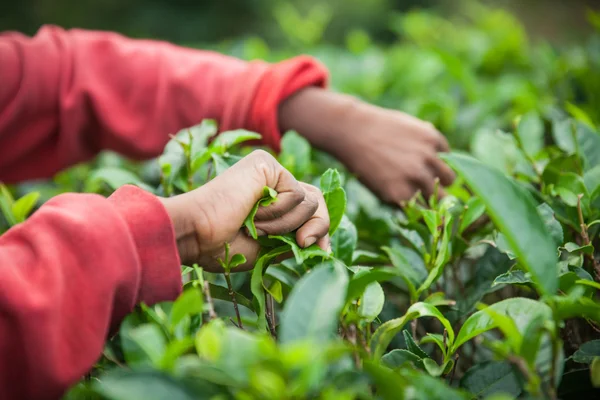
[0,26,327,183]
[278,87,369,158]
[0,186,181,399]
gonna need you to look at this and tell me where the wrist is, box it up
[158,194,200,265]
[279,87,366,155]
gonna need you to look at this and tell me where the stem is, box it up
[347,323,361,368]
[265,293,277,338]
[448,354,459,384]
[411,319,418,340]
[202,279,217,320]
[357,326,371,356]
[224,271,243,329]
[577,194,600,279]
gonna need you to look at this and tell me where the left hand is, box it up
[280,88,456,205]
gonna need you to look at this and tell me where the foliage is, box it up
[2,4,600,400]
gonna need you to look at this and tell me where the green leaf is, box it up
[0,184,16,226]
[93,370,197,400]
[194,319,225,362]
[459,196,486,233]
[382,245,427,301]
[403,330,429,359]
[460,361,521,398]
[268,233,330,265]
[442,153,558,295]
[210,129,262,153]
[516,111,544,157]
[85,167,154,193]
[345,267,399,303]
[206,282,254,312]
[573,340,600,364]
[577,122,600,171]
[584,164,600,194]
[251,246,291,332]
[592,358,600,387]
[279,261,348,344]
[170,288,204,328]
[566,103,596,130]
[552,118,576,153]
[266,280,283,303]
[11,192,40,223]
[357,282,385,322]
[244,186,278,239]
[320,169,347,235]
[371,302,454,359]
[422,358,448,377]
[122,324,167,367]
[210,153,235,176]
[330,215,357,265]
[229,253,247,269]
[537,203,564,246]
[451,297,552,353]
[324,187,346,235]
[279,130,311,179]
[381,349,423,369]
[492,270,531,287]
[417,214,454,295]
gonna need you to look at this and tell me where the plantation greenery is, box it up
[2,5,600,400]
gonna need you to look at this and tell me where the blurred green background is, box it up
[2,0,599,154]
[1,0,596,45]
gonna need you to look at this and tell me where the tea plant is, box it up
[1,5,599,400]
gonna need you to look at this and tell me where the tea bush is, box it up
[2,5,600,400]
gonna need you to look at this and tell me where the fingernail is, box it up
[256,229,266,237]
[304,237,317,248]
[327,244,332,253]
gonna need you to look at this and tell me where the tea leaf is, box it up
[279,261,348,344]
[460,361,521,398]
[170,288,204,328]
[357,282,385,322]
[442,153,558,295]
[11,192,40,223]
[279,130,311,179]
[573,340,600,364]
[452,297,552,353]
[93,370,197,400]
[381,349,423,369]
[330,215,357,265]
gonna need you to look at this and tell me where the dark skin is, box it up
[279,87,456,204]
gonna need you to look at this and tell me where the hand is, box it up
[280,88,455,205]
[159,150,330,272]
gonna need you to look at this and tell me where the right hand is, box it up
[159,150,330,272]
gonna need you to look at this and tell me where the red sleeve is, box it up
[0,25,328,183]
[0,185,181,400]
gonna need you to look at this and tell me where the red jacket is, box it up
[0,26,327,399]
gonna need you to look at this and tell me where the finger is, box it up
[296,184,330,248]
[429,156,456,186]
[409,167,436,199]
[317,234,330,252]
[435,131,450,153]
[254,187,319,236]
[254,183,305,221]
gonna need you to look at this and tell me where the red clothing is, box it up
[0,26,327,399]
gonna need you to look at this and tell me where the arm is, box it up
[0,186,182,400]
[279,87,456,204]
[0,151,329,399]
[0,26,327,183]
